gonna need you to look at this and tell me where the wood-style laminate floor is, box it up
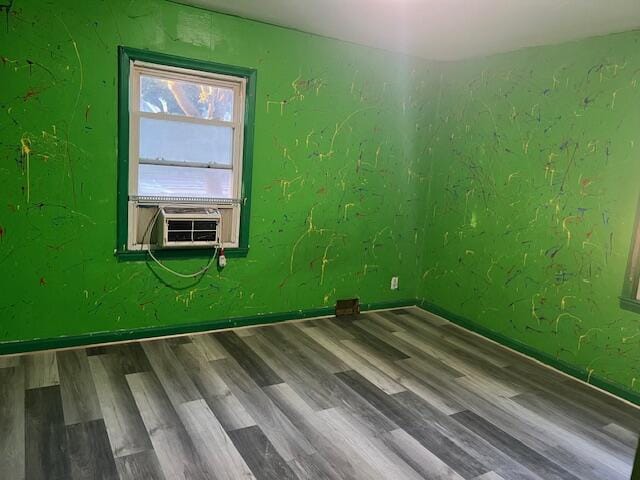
[1,307,638,480]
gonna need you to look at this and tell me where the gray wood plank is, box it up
[235,327,257,337]
[210,357,315,461]
[263,323,350,374]
[214,331,283,387]
[288,453,344,480]
[473,473,506,480]
[603,423,640,449]
[391,389,544,480]
[57,350,102,425]
[176,399,255,480]
[354,316,465,378]
[243,332,337,410]
[126,371,211,480]
[315,407,424,480]
[265,382,386,480]
[115,450,165,480]
[395,307,450,326]
[24,351,59,389]
[141,339,202,407]
[455,376,631,479]
[95,343,152,375]
[189,333,227,360]
[300,326,405,395]
[394,313,514,370]
[451,410,581,480]
[325,319,410,361]
[25,386,70,480]
[382,428,465,480]
[335,369,425,426]
[512,391,634,463]
[255,335,398,435]
[334,369,491,478]
[343,338,465,414]
[395,330,522,397]
[0,366,25,480]
[365,311,407,331]
[173,343,256,431]
[227,425,298,480]
[65,419,119,480]
[88,353,153,458]
[0,354,22,368]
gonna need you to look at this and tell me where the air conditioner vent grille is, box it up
[158,207,221,248]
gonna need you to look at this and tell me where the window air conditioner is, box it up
[157,207,221,248]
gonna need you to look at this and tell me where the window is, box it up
[621,194,640,312]
[117,47,256,258]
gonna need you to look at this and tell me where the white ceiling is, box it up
[176,0,640,61]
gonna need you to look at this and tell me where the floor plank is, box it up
[24,351,59,389]
[66,419,119,480]
[173,343,256,431]
[57,350,102,425]
[0,366,25,480]
[176,399,255,480]
[141,340,202,407]
[381,428,465,480]
[88,353,153,458]
[114,450,165,480]
[315,407,424,480]
[227,425,298,480]
[126,371,211,479]
[210,357,316,461]
[301,325,405,395]
[451,410,581,480]
[25,386,70,480]
[214,331,283,387]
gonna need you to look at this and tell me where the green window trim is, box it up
[620,193,640,313]
[116,46,257,260]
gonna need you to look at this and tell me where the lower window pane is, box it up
[138,164,233,198]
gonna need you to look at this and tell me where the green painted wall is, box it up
[417,31,640,393]
[1,0,639,399]
[0,0,429,342]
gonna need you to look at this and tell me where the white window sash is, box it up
[138,158,233,169]
[135,110,238,129]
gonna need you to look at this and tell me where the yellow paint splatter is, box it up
[20,135,32,202]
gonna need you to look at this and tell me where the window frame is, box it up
[116,47,256,260]
[621,193,640,313]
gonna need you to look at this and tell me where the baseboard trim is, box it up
[416,299,640,408]
[0,298,415,356]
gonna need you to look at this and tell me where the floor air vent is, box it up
[335,298,360,316]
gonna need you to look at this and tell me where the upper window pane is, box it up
[140,74,234,122]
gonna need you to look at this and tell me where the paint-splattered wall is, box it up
[0,0,432,342]
[417,31,640,393]
[2,0,639,398]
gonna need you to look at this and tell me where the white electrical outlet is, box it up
[390,276,399,290]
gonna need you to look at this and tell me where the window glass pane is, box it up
[139,117,233,166]
[138,164,233,198]
[140,74,234,121]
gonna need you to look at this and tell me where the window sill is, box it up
[116,247,248,262]
[619,296,640,314]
